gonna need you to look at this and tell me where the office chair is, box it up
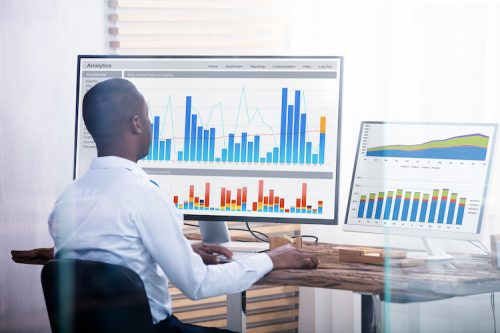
[41,259,154,333]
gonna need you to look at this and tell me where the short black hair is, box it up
[82,78,144,146]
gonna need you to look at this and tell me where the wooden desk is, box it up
[13,242,500,333]
[228,242,500,333]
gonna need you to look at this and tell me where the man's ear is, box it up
[131,115,142,134]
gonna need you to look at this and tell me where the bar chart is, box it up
[143,88,328,165]
[171,179,324,215]
[346,122,496,235]
[356,188,467,225]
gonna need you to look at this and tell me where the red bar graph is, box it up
[172,180,325,215]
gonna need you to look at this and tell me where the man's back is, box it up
[48,156,274,324]
[49,156,174,322]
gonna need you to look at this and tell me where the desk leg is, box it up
[361,294,382,333]
[227,291,246,333]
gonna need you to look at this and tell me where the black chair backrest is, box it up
[41,259,154,333]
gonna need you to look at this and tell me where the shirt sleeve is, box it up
[134,187,273,300]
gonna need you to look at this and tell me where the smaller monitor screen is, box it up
[345,122,497,238]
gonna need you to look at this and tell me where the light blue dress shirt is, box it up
[48,156,273,324]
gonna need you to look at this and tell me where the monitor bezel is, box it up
[343,121,497,240]
[74,55,343,225]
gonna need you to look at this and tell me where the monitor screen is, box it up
[75,56,342,224]
[344,122,497,239]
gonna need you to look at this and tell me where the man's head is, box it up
[82,78,151,161]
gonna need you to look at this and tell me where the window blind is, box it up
[108,0,314,55]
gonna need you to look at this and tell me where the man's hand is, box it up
[267,244,320,269]
[192,243,233,265]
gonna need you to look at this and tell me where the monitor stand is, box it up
[199,220,231,244]
[198,221,269,253]
[406,237,452,261]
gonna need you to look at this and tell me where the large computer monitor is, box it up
[344,122,497,246]
[74,56,342,225]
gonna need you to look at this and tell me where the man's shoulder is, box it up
[69,168,159,199]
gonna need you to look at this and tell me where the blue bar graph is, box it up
[273,147,279,163]
[419,194,429,222]
[456,198,466,225]
[203,130,209,162]
[183,96,192,161]
[446,194,457,224]
[306,142,312,164]
[383,192,394,220]
[280,88,287,163]
[366,194,375,219]
[374,193,384,219]
[159,141,165,160]
[319,117,326,164]
[437,190,449,224]
[166,139,171,161]
[147,124,153,160]
[428,190,439,223]
[358,196,367,218]
[248,142,254,162]
[241,132,247,163]
[392,190,403,220]
[153,116,160,160]
[286,105,293,163]
[190,114,197,161]
[401,192,411,221]
[254,136,260,162]
[144,89,329,165]
[410,193,420,222]
[235,143,241,162]
[209,128,215,161]
[299,114,306,164]
[196,127,203,161]
[293,90,300,163]
[357,189,469,226]
[228,134,234,162]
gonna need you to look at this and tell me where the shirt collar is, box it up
[90,156,149,179]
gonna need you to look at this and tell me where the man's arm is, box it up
[135,189,318,300]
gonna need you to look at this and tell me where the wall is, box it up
[0,1,107,332]
[299,0,500,332]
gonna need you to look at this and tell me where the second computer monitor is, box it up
[344,121,497,240]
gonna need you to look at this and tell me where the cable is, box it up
[293,235,319,243]
[467,241,497,332]
[492,293,497,333]
[229,227,269,240]
[245,222,270,243]
[183,222,270,242]
[469,241,496,333]
[468,240,490,255]
[184,222,319,244]
[477,241,491,255]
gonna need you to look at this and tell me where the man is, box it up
[48,78,319,332]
